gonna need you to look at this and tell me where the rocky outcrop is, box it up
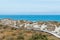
[0,19,60,38]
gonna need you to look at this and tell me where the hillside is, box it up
[0,19,60,40]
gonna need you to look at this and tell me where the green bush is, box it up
[29,34,48,40]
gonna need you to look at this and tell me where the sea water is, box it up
[0,15,60,22]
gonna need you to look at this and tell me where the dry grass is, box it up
[0,21,60,40]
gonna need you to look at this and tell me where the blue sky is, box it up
[0,0,60,15]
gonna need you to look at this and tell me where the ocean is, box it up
[0,15,60,22]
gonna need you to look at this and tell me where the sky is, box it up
[0,0,60,15]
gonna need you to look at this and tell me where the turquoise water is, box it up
[0,15,60,22]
